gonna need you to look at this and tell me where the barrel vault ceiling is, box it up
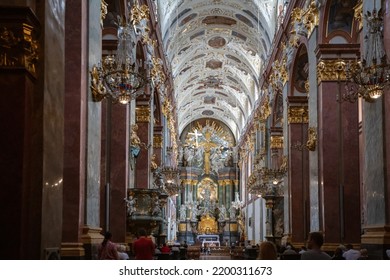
[157,0,278,140]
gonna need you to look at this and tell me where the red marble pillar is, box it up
[288,114,309,245]
[135,104,151,188]
[0,8,41,259]
[108,103,129,243]
[318,81,360,245]
[153,126,163,166]
[383,4,390,254]
[61,0,88,259]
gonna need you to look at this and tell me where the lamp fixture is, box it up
[248,156,287,197]
[159,146,182,196]
[161,165,183,196]
[90,1,166,104]
[344,8,390,102]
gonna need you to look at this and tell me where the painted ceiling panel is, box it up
[157,0,277,139]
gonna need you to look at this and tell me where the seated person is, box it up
[117,244,129,260]
[160,243,171,254]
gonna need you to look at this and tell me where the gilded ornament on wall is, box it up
[101,0,108,29]
[0,24,39,77]
[136,106,151,122]
[288,107,308,124]
[306,127,317,151]
[354,0,363,30]
[317,59,350,84]
[270,136,284,149]
[153,135,163,148]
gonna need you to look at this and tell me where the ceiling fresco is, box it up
[157,0,278,139]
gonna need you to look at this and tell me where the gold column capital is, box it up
[270,136,284,149]
[317,59,352,84]
[136,106,151,122]
[224,179,232,185]
[182,179,192,185]
[0,24,39,77]
[288,106,308,124]
[153,135,163,148]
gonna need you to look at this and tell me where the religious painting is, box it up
[327,0,358,35]
[197,177,218,202]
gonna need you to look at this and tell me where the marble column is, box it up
[361,97,390,258]
[0,6,43,260]
[224,179,232,210]
[218,180,224,206]
[287,102,309,245]
[82,0,103,260]
[153,126,163,166]
[61,0,86,260]
[135,103,151,188]
[109,103,129,243]
[317,67,360,247]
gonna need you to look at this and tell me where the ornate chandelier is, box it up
[161,165,182,196]
[248,156,287,198]
[345,8,390,101]
[90,1,166,104]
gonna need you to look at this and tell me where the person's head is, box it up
[334,247,343,256]
[117,244,126,252]
[104,231,112,240]
[307,232,324,250]
[258,241,277,260]
[102,231,112,246]
[346,243,353,250]
[360,248,368,257]
[138,228,147,237]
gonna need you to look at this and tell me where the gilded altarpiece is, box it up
[177,120,239,245]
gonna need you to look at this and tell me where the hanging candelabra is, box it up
[90,0,166,104]
[344,8,390,102]
[247,156,287,198]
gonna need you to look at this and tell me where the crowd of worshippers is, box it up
[97,230,390,260]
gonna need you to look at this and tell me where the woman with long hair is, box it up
[98,232,119,260]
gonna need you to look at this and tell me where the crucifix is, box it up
[188,129,202,148]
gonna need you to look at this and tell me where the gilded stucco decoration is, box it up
[288,106,308,124]
[270,136,284,149]
[306,127,317,151]
[136,106,151,122]
[131,0,150,34]
[317,59,351,84]
[354,0,363,30]
[151,56,166,90]
[290,1,319,39]
[257,93,271,122]
[269,58,289,93]
[0,24,39,77]
[153,135,163,148]
[101,0,108,29]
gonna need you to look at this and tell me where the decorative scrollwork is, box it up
[306,127,317,151]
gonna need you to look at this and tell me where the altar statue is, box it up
[179,204,187,221]
[218,204,226,221]
[198,129,218,174]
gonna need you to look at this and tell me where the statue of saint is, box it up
[198,130,218,174]
[229,206,236,220]
[218,204,226,221]
[130,124,141,147]
[179,204,187,221]
[125,195,137,216]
